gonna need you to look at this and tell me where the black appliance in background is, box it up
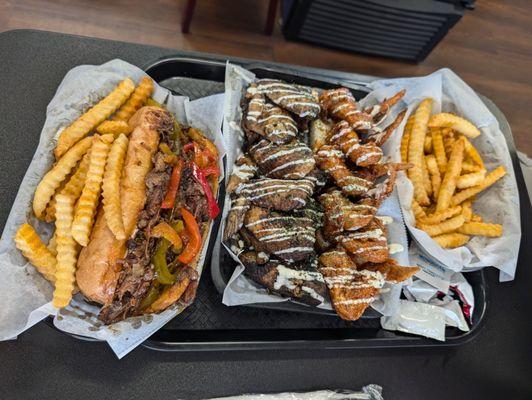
[281,0,475,62]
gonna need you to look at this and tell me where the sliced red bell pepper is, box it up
[202,165,220,178]
[182,142,196,154]
[183,141,217,169]
[177,208,202,264]
[161,159,183,209]
[190,162,220,219]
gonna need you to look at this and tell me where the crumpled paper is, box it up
[0,59,226,358]
[366,69,521,281]
[219,63,411,317]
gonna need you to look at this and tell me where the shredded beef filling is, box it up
[179,166,209,223]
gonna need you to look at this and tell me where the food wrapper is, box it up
[365,69,521,281]
[205,386,384,400]
[219,63,410,317]
[381,299,447,341]
[0,59,226,358]
[392,270,473,340]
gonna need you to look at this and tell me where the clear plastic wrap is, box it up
[206,386,384,400]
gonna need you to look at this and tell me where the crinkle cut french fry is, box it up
[461,201,473,222]
[14,223,56,282]
[457,222,503,237]
[400,115,414,162]
[422,156,432,197]
[433,233,470,248]
[463,137,484,169]
[431,127,447,175]
[72,134,114,246]
[471,214,483,222]
[61,151,91,199]
[102,134,129,240]
[42,174,69,223]
[48,230,58,256]
[419,205,462,225]
[424,134,433,154]
[411,199,426,220]
[457,170,486,189]
[451,166,506,206]
[407,99,432,206]
[53,194,78,308]
[462,161,482,173]
[96,120,132,136]
[417,214,466,237]
[54,78,134,158]
[44,152,91,222]
[33,136,93,219]
[426,154,441,200]
[443,134,455,158]
[436,137,465,212]
[428,113,481,138]
[112,76,154,122]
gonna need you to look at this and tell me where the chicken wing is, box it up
[240,252,327,306]
[320,88,373,131]
[335,219,389,264]
[235,177,315,211]
[250,139,315,179]
[328,120,383,167]
[256,79,321,119]
[318,247,385,320]
[315,145,373,197]
[361,258,420,284]
[244,206,316,263]
[320,190,378,233]
[226,154,257,194]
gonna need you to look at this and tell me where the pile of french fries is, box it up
[401,98,506,249]
[15,76,155,308]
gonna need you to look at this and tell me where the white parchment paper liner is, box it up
[0,59,226,358]
[219,63,411,317]
[366,69,521,281]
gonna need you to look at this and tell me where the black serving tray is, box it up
[141,56,490,351]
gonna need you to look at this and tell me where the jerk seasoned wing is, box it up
[236,178,315,211]
[261,103,299,144]
[240,251,327,306]
[255,79,320,119]
[244,91,299,145]
[249,139,315,179]
[244,206,315,263]
[318,248,385,320]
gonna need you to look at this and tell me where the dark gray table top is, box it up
[1,30,531,400]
